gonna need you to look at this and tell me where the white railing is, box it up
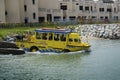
[38,8,46,12]
[39,8,62,13]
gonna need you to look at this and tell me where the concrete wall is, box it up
[19,0,25,23]
[24,0,39,23]
[0,0,5,23]
[5,0,21,23]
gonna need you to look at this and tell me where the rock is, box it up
[75,24,120,40]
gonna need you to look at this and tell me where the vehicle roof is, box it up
[35,28,72,34]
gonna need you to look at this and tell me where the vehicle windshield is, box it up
[69,38,80,43]
[74,38,80,42]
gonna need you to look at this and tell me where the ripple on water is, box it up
[0,39,120,80]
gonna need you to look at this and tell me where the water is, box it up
[0,39,120,80]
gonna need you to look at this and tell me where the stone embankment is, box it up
[76,24,120,39]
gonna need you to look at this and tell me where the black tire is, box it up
[0,48,25,55]
[0,41,18,49]
[30,46,39,52]
[63,49,70,52]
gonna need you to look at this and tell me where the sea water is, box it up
[0,38,120,80]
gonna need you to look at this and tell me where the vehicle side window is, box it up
[54,33,59,41]
[42,33,47,40]
[36,32,41,39]
[60,34,66,41]
[49,33,53,40]
[74,39,79,42]
[69,38,73,42]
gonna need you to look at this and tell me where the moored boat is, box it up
[0,41,25,55]
[0,48,25,55]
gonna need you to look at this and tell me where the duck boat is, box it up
[16,28,91,53]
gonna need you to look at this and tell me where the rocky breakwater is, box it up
[76,24,120,39]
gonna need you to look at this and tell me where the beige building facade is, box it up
[0,0,120,23]
[0,0,6,23]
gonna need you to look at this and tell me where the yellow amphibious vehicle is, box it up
[16,28,90,53]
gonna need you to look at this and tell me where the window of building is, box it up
[107,8,112,12]
[5,11,8,16]
[92,16,96,19]
[24,17,28,23]
[32,0,35,4]
[69,16,76,21]
[60,5,67,10]
[47,14,52,22]
[91,6,93,11]
[105,16,108,19]
[24,5,27,12]
[114,8,116,12]
[79,6,83,10]
[63,17,66,21]
[72,0,76,2]
[33,13,36,19]
[82,16,86,19]
[85,6,89,11]
[103,0,114,3]
[99,8,104,12]
[100,16,104,20]
[114,16,118,20]
[54,16,61,21]
[39,17,45,23]
[63,0,70,2]
[76,3,79,5]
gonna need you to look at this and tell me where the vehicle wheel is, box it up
[30,46,39,52]
[63,49,70,52]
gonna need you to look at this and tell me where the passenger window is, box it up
[54,33,59,41]
[74,39,79,42]
[60,34,66,41]
[69,38,73,42]
[36,32,41,39]
[49,33,53,40]
[42,33,47,40]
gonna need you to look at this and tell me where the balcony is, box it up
[39,8,62,13]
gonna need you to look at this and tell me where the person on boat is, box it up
[15,33,24,41]
[30,33,36,42]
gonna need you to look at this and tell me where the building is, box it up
[0,0,38,23]
[0,0,6,23]
[0,0,120,23]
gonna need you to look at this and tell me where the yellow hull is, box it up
[16,41,90,53]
